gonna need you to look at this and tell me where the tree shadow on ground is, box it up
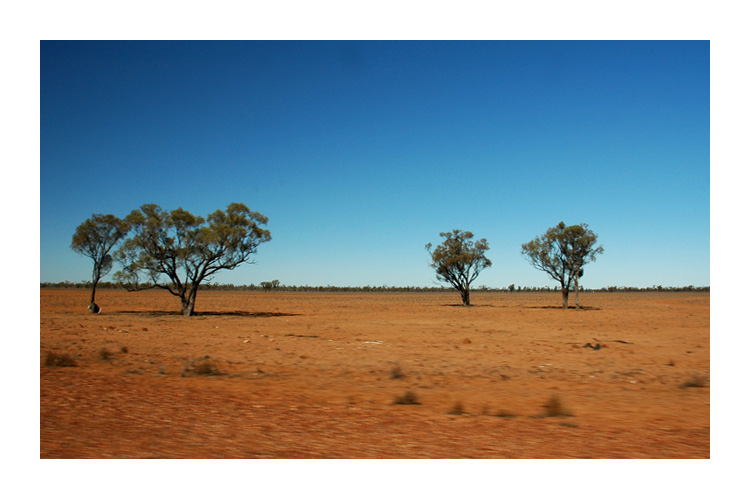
[523,305,601,311]
[441,304,497,308]
[118,310,301,317]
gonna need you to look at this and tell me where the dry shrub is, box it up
[193,361,220,376]
[390,364,405,379]
[393,391,420,405]
[495,409,517,418]
[98,348,114,360]
[542,394,572,417]
[447,401,465,415]
[680,374,708,388]
[45,352,77,367]
[182,356,222,377]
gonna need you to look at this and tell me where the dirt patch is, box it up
[40,289,709,458]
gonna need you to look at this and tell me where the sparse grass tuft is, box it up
[393,390,420,405]
[192,360,220,376]
[182,356,222,377]
[541,394,572,417]
[680,374,708,388]
[495,409,517,418]
[447,401,465,415]
[390,364,405,379]
[44,352,77,367]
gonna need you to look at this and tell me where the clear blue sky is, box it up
[40,40,709,289]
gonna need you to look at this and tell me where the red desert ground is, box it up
[40,289,709,458]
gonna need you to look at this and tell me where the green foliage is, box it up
[71,213,129,308]
[115,203,271,316]
[260,280,280,291]
[71,214,129,269]
[40,281,709,293]
[521,222,603,308]
[426,230,492,306]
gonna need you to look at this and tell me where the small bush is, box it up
[541,394,572,417]
[390,364,405,379]
[44,352,77,367]
[680,374,708,388]
[495,410,517,418]
[182,356,222,377]
[393,391,420,405]
[98,348,114,360]
[447,401,465,415]
[120,346,128,354]
[192,360,220,376]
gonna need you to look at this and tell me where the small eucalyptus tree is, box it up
[521,222,603,309]
[71,214,130,313]
[426,229,492,306]
[115,203,271,316]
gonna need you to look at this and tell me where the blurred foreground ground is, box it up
[40,289,709,458]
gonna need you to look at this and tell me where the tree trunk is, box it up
[561,288,569,309]
[89,278,99,313]
[181,287,198,317]
[461,287,471,306]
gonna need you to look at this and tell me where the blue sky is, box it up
[40,41,709,288]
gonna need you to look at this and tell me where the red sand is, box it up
[40,289,709,458]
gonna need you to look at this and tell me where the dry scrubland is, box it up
[40,289,709,458]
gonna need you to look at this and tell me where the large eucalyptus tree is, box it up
[521,222,603,309]
[115,203,271,316]
[426,229,492,306]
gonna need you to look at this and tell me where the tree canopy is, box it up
[115,203,271,316]
[521,222,603,309]
[426,229,491,306]
[71,214,130,312]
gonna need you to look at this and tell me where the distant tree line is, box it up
[40,281,709,293]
